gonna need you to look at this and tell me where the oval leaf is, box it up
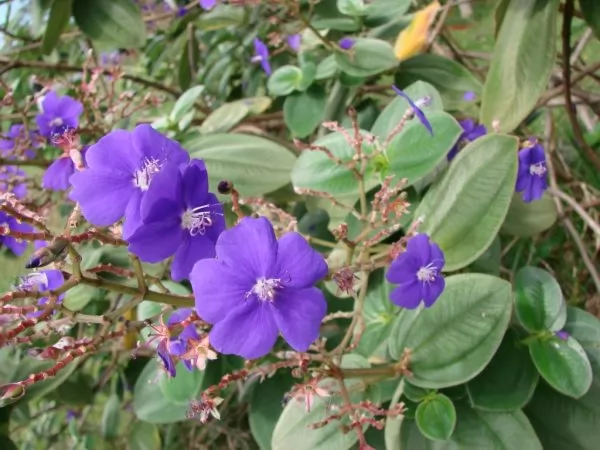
[413,134,518,271]
[170,85,204,123]
[334,38,397,77]
[501,192,557,237]
[389,274,512,389]
[101,394,121,439]
[199,102,250,135]
[128,421,161,450]
[268,66,303,96]
[415,393,456,441]
[284,85,327,138]
[159,361,205,404]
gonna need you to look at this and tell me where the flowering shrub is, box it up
[0,0,599,449]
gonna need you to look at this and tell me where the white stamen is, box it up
[133,157,162,191]
[248,277,282,302]
[415,96,431,108]
[529,162,547,177]
[250,55,263,63]
[181,204,218,236]
[416,263,438,284]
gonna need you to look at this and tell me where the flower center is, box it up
[416,263,438,284]
[248,277,282,302]
[181,205,214,236]
[133,157,162,191]
[529,162,547,178]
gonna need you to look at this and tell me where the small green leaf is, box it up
[196,4,246,30]
[298,62,317,91]
[283,85,326,138]
[199,102,250,134]
[514,266,566,332]
[170,86,204,123]
[467,329,539,411]
[128,421,161,450]
[403,382,428,403]
[73,0,146,48]
[413,134,518,271]
[389,274,512,389]
[529,335,593,399]
[337,0,369,16]
[315,55,338,80]
[415,393,456,441]
[178,31,200,91]
[63,284,96,311]
[334,38,397,77]
[101,394,121,439]
[501,192,558,237]
[267,66,303,96]
[580,0,600,40]
[160,361,204,404]
[41,0,73,55]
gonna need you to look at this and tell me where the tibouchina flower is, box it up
[287,34,301,52]
[447,119,487,161]
[69,125,189,239]
[386,234,445,309]
[17,270,65,318]
[191,217,328,359]
[0,211,34,256]
[165,308,200,371]
[338,37,355,50]
[0,166,28,199]
[251,38,272,75]
[127,159,225,281]
[516,141,548,203]
[391,85,433,135]
[0,124,39,159]
[43,146,88,191]
[35,91,83,139]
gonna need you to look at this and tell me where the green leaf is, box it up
[101,394,121,439]
[196,4,246,30]
[178,31,200,91]
[469,236,501,276]
[128,421,161,450]
[334,38,397,77]
[199,102,250,134]
[159,361,204,404]
[514,266,566,332]
[467,328,539,411]
[249,372,295,450]
[187,133,296,197]
[41,0,73,55]
[501,192,558,237]
[13,356,80,404]
[63,284,96,311]
[580,0,600,40]
[529,335,593,399]
[283,85,327,138]
[337,0,369,16]
[267,66,303,96]
[315,55,338,80]
[565,306,600,377]
[386,112,462,187]
[271,355,372,450]
[371,81,444,142]
[480,0,559,132]
[388,274,512,389]
[298,62,317,91]
[415,393,456,441]
[170,86,204,123]
[403,382,429,402]
[72,0,146,48]
[413,134,518,271]
[384,380,405,450]
[133,360,189,424]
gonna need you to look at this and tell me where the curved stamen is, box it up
[181,203,224,236]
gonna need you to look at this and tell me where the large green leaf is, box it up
[467,329,539,411]
[371,81,444,141]
[159,361,205,404]
[514,266,566,333]
[415,393,456,441]
[388,274,512,389]
[284,85,327,138]
[334,38,397,77]
[413,134,518,271]
[41,0,73,55]
[187,133,296,197]
[501,192,557,237]
[386,112,462,187]
[73,0,146,48]
[580,0,600,40]
[479,0,559,132]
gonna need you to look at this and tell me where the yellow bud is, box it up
[394,1,441,62]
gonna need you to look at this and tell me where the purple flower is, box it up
[0,124,39,159]
[167,308,200,371]
[463,91,476,102]
[391,85,433,135]
[35,91,83,139]
[127,160,225,281]
[516,141,548,203]
[0,166,27,199]
[17,270,65,318]
[447,119,487,161]
[0,211,33,256]
[555,330,570,340]
[251,38,272,75]
[69,125,190,239]
[199,0,217,9]
[386,234,445,309]
[287,34,301,52]
[338,37,355,50]
[43,147,88,191]
[191,217,328,359]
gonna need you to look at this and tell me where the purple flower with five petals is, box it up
[199,0,217,9]
[251,38,272,75]
[69,125,189,239]
[391,85,433,135]
[338,37,355,50]
[0,124,39,159]
[35,91,83,139]
[287,34,301,52]
[516,140,548,203]
[127,159,225,281]
[191,217,328,359]
[0,211,34,256]
[167,308,200,371]
[43,147,88,191]
[17,270,65,318]
[447,119,486,161]
[386,234,445,309]
[0,166,28,199]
